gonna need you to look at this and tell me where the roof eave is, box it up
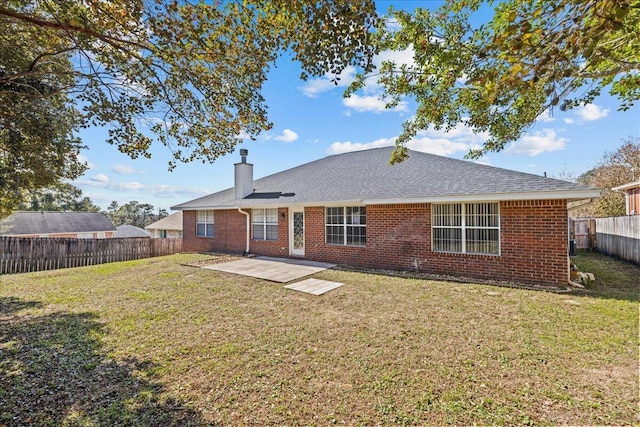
[362,189,602,205]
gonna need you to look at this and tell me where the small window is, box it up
[160,230,167,239]
[196,210,214,237]
[325,206,366,246]
[252,208,278,241]
[432,203,499,255]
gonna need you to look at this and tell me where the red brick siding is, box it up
[182,209,247,253]
[305,201,568,286]
[250,207,290,257]
[183,200,569,286]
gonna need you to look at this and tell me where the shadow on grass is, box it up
[571,251,640,302]
[0,297,213,426]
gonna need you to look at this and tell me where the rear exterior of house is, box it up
[173,148,600,286]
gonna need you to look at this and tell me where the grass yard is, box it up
[0,251,638,426]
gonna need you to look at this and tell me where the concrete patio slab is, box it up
[284,278,344,295]
[201,256,335,283]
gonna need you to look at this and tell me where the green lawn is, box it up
[0,251,637,426]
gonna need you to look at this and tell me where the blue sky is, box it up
[73,2,640,212]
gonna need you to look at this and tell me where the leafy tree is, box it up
[18,183,100,212]
[106,200,167,228]
[0,0,377,168]
[351,0,640,162]
[574,138,640,217]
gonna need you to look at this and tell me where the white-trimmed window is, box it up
[432,202,499,255]
[252,208,278,241]
[196,210,214,237]
[326,206,366,246]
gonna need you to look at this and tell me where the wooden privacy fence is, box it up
[0,237,183,275]
[595,216,639,265]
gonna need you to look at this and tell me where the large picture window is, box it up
[432,203,499,255]
[196,210,214,237]
[252,208,278,241]
[326,206,366,246]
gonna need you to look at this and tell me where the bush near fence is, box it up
[0,237,183,275]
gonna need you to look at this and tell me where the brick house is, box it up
[0,211,116,238]
[172,148,600,286]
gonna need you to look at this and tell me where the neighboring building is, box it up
[0,211,116,238]
[146,211,183,238]
[612,179,640,215]
[114,224,151,238]
[172,148,601,286]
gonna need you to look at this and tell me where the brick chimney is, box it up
[234,149,253,199]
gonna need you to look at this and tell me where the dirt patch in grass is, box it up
[1,252,638,425]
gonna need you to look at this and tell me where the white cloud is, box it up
[91,173,109,183]
[78,154,96,170]
[299,66,357,98]
[575,104,610,121]
[564,118,575,125]
[342,94,408,113]
[274,129,298,143]
[327,135,470,157]
[112,164,136,174]
[536,109,555,123]
[505,129,567,156]
[407,137,470,156]
[328,137,396,155]
[76,178,210,198]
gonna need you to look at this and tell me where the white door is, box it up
[290,208,305,256]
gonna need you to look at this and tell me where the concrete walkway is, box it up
[201,256,336,283]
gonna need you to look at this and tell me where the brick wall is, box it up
[183,200,569,286]
[182,209,247,253]
[305,201,568,286]
[250,207,290,257]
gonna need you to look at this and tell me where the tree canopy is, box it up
[0,0,377,215]
[351,0,640,162]
[18,183,100,212]
[106,200,167,228]
[574,138,640,217]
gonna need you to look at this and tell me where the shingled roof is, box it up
[0,211,116,236]
[145,211,183,231]
[172,147,600,210]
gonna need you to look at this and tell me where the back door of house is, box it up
[290,207,304,256]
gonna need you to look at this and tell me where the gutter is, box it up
[237,207,250,255]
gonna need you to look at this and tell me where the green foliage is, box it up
[106,200,167,227]
[575,138,640,217]
[0,0,377,164]
[18,183,100,212]
[0,0,377,216]
[358,0,640,162]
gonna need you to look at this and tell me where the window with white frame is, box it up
[432,202,499,255]
[252,208,278,241]
[326,206,366,246]
[196,210,214,237]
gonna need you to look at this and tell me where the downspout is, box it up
[237,207,250,255]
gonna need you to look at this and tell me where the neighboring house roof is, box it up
[145,211,183,231]
[172,147,600,210]
[114,224,151,238]
[0,211,116,235]
[612,179,640,192]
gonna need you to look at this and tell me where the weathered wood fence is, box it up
[0,237,183,275]
[594,216,639,265]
